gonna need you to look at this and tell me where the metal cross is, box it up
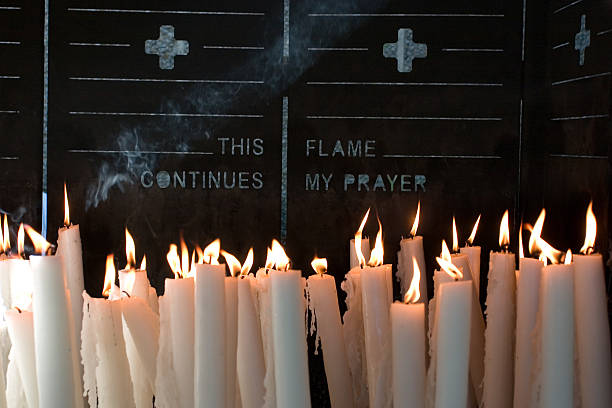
[383,28,427,73]
[145,25,189,70]
[574,14,590,66]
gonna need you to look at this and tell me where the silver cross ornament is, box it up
[145,25,189,70]
[383,28,427,73]
[574,14,590,66]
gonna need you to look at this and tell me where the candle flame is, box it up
[0,216,4,254]
[125,228,136,269]
[140,255,146,271]
[564,249,572,265]
[17,223,24,257]
[264,247,274,269]
[311,257,328,276]
[354,208,370,267]
[270,239,290,271]
[180,233,190,275]
[203,239,221,265]
[528,209,546,255]
[579,201,596,254]
[440,240,452,263]
[499,210,510,249]
[452,216,459,252]
[409,201,420,237]
[367,217,384,267]
[63,182,70,227]
[519,225,524,259]
[221,250,242,277]
[2,214,10,252]
[403,257,421,304]
[240,248,254,277]
[102,254,115,298]
[436,256,463,280]
[533,236,563,264]
[166,244,182,279]
[467,215,481,245]
[24,225,51,255]
[191,250,196,274]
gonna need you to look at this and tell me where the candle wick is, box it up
[14,307,22,313]
[121,291,131,298]
[587,246,594,255]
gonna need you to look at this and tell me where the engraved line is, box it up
[202,45,264,50]
[42,0,49,237]
[549,154,607,159]
[68,149,214,155]
[68,8,265,16]
[550,114,609,121]
[69,77,264,84]
[283,0,289,58]
[307,81,503,86]
[0,6,20,10]
[551,72,611,86]
[0,110,19,113]
[383,154,502,159]
[0,156,19,160]
[69,111,263,118]
[441,48,503,52]
[597,28,612,36]
[307,115,503,121]
[280,97,288,244]
[0,75,20,79]
[521,0,526,61]
[69,42,131,47]
[308,47,368,51]
[553,0,584,14]
[308,13,504,17]
[0,41,20,45]
[552,42,569,49]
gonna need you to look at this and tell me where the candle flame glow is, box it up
[533,235,563,264]
[203,239,221,265]
[467,215,481,245]
[102,254,115,298]
[3,214,10,252]
[409,201,420,237]
[528,209,546,255]
[240,248,254,277]
[17,223,24,257]
[440,240,452,263]
[125,228,136,269]
[140,255,146,271]
[64,182,70,227]
[354,208,370,268]
[270,239,290,271]
[166,244,182,279]
[264,247,274,269]
[436,256,463,280]
[403,257,421,304]
[311,257,328,276]
[564,249,572,265]
[24,225,51,255]
[452,216,459,252]
[499,210,510,249]
[518,225,524,259]
[180,233,190,274]
[221,250,241,277]
[579,201,596,254]
[367,217,384,267]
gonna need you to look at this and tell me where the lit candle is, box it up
[360,218,393,408]
[459,214,481,297]
[269,240,311,408]
[26,226,82,408]
[5,308,37,408]
[483,210,516,408]
[236,259,265,408]
[397,201,428,304]
[349,211,371,271]
[391,257,425,408]
[432,256,472,408]
[194,239,226,408]
[573,202,612,408]
[307,257,354,408]
[118,229,150,301]
[8,223,33,311]
[255,252,277,408]
[0,215,11,311]
[513,212,544,407]
[81,255,134,408]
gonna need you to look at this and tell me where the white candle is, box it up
[340,267,368,408]
[7,259,32,310]
[119,269,150,300]
[147,286,159,314]
[194,263,226,408]
[573,253,612,408]
[225,275,239,408]
[307,262,354,408]
[255,269,276,408]
[349,238,370,270]
[270,269,311,408]
[513,257,543,408]
[434,280,472,408]
[537,263,574,408]
[361,263,393,408]
[164,277,195,408]
[459,246,481,296]
[0,257,11,311]
[5,309,37,408]
[483,251,516,408]
[30,255,81,408]
[398,236,427,304]
[237,275,265,408]
[391,301,425,408]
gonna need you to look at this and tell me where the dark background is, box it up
[1,0,611,406]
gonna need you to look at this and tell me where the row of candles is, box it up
[0,186,609,408]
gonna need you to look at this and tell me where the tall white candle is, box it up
[270,269,311,408]
[237,275,265,408]
[307,259,354,408]
[7,259,32,310]
[5,309,37,408]
[573,253,612,408]
[194,263,226,408]
[349,238,370,270]
[537,262,574,408]
[0,257,11,312]
[255,269,276,408]
[225,275,239,408]
[119,269,150,301]
[30,255,81,408]
[483,251,516,408]
[513,257,542,408]
[459,246,481,296]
